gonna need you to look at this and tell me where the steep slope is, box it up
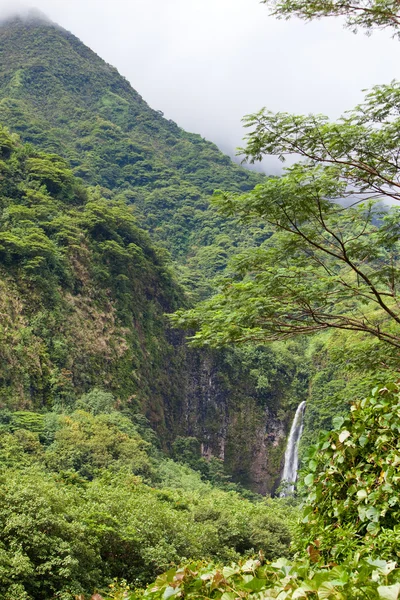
[0,127,185,429]
[0,124,307,492]
[0,15,266,276]
[0,15,307,493]
[0,15,256,190]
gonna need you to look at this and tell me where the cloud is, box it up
[0,2,51,23]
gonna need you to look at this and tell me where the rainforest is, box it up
[0,1,400,598]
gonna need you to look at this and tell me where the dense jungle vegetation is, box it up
[0,387,294,598]
[0,8,382,478]
[0,119,311,492]
[0,15,267,298]
[0,0,400,598]
[0,11,347,496]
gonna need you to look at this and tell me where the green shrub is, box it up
[300,383,400,562]
[0,468,101,599]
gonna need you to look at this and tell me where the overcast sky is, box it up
[1,0,399,172]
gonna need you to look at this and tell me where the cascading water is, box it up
[280,401,306,496]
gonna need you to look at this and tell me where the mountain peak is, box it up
[0,10,262,235]
[0,6,53,27]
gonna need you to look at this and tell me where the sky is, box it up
[1,0,399,173]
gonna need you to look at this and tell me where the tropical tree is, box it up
[170,17,400,355]
[262,0,400,36]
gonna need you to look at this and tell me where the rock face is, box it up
[171,347,298,495]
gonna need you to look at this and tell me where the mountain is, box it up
[0,14,307,494]
[0,15,268,280]
[0,14,257,193]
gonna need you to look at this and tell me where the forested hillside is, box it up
[0,118,299,596]
[0,15,266,284]
[0,12,387,497]
[0,10,391,496]
[0,13,315,495]
[0,124,195,430]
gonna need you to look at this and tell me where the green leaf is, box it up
[366,507,379,522]
[220,593,237,600]
[241,559,260,573]
[366,521,380,535]
[338,430,351,443]
[163,586,180,600]
[378,584,400,600]
[309,460,318,472]
[243,578,267,592]
[332,417,345,430]
[317,582,337,599]
[304,473,315,486]
[222,566,239,579]
[292,589,309,599]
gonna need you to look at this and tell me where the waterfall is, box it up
[280,401,306,496]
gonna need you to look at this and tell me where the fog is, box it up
[1,0,399,173]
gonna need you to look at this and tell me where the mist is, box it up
[0,0,398,174]
[0,2,50,23]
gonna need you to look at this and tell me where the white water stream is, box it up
[280,401,306,496]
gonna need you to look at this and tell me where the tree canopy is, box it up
[262,0,400,36]
[170,77,400,355]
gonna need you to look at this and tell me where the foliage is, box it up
[300,327,400,450]
[0,462,293,598]
[0,467,102,599]
[1,7,400,600]
[300,382,400,563]
[167,0,400,491]
[0,16,264,274]
[125,380,400,600]
[262,0,400,36]
[171,82,400,355]
[44,410,153,480]
[168,12,400,344]
[129,556,400,600]
[75,388,116,415]
[0,125,187,430]
[0,391,295,598]
[0,22,303,492]
[0,406,152,476]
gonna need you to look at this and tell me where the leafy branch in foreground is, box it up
[108,555,400,600]
[169,84,400,352]
[262,0,400,37]
[170,181,400,350]
[241,82,400,203]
